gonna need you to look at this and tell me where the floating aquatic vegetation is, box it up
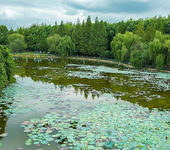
[20,102,170,149]
[0,59,170,149]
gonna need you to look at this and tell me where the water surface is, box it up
[0,58,169,150]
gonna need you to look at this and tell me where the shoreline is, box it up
[13,54,170,73]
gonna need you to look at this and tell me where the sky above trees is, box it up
[0,0,169,29]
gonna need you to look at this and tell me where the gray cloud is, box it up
[0,0,61,9]
[63,0,153,14]
[0,0,169,29]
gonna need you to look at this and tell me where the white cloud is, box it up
[0,0,169,29]
[0,6,23,19]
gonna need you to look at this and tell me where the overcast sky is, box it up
[0,0,170,29]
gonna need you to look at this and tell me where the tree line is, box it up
[1,15,170,70]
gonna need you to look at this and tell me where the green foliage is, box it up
[47,34,61,54]
[130,42,149,68]
[135,20,144,38]
[58,21,70,37]
[0,15,170,70]
[156,16,166,33]
[111,32,141,62]
[72,19,82,55]
[91,18,108,56]
[99,51,113,59]
[130,50,144,69]
[0,46,15,78]
[81,16,93,56]
[8,33,27,52]
[144,19,156,42]
[22,24,52,52]
[57,36,75,57]
[116,21,126,34]
[149,39,162,64]
[165,40,170,64]
[156,54,165,70]
[0,25,8,45]
[148,31,170,67]
[47,34,75,57]
[0,63,7,94]
[111,33,123,58]
[0,45,15,96]
[126,19,137,32]
[8,28,14,35]
[121,45,128,62]
[116,50,121,61]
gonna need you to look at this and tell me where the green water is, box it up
[0,57,169,150]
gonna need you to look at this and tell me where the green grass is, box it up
[12,52,49,56]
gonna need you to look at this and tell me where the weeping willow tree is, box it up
[149,31,170,68]
[116,50,121,61]
[111,32,141,62]
[165,40,170,65]
[8,33,27,53]
[111,33,123,59]
[0,45,15,96]
[121,45,128,62]
[46,34,61,54]
[57,36,75,57]
[148,39,162,65]
[156,54,165,70]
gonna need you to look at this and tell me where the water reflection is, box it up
[14,57,170,110]
[0,104,8,140]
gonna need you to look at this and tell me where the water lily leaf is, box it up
[46,138,54,142]
[25,142,32,146]
[103,141,114,149]
[41,141,49,144]
[33,142,40,145]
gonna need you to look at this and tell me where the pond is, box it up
[0,57,170,150]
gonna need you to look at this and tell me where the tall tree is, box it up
[116,21,126,34]
[126,19,137,32]
[58,20,65,37]
[135,20,144,38]
[156,54,165,70]
[111,32,141,61]
[91,17,100,55]
[46,34,61,54]
[8,28,14,35]
[144,19,156,42]
[165,40,170,64]
[72,18,82,55]
[83,16,93,56]
[8,33,27,52]
[148,39,162,64]
[57,36,75,57]
[52,21,58,35]
[0,25,8,45]
[79,20,86,55]
[156,16,166,33]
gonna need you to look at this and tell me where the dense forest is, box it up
[0,15,170,70]
[0,45,15,95]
